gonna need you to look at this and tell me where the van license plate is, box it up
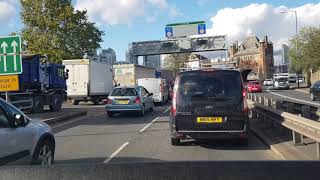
[197,117,223,123]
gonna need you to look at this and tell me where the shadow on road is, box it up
[54,157,163,165]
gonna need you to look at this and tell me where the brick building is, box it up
[228,35,274,80]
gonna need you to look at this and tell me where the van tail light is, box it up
[242,89,249,113]
[160,83,164,92]
[171,90,177,116]
[103,98,112,104]
[134,97,142,104]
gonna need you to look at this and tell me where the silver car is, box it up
[0,98,55,166]
[105,86,154,117]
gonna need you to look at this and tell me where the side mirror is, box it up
[14,114,26,127]
[149,93,153,96]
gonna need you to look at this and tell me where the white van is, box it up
[137,78,169,104]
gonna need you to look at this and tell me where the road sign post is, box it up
[0,36,23,75]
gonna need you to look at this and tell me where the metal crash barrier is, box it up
[248,94,320,159]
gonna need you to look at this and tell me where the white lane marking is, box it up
[103,141,130,164]
[139,117,160,133]
[295,89,308,94]
[266,89,320,107]
[163,107,171,114]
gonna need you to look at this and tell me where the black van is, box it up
[170,69,249,145]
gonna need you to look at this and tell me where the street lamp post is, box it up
[281,10,299,87]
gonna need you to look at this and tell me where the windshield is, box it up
[110,88,137,96]
[2,0,320,178]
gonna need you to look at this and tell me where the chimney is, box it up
[264,36,268,43]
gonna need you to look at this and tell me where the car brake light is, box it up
[134,97,141,104]
[103,98,112,104]
[160,83,164,92]
[242,89,246,98]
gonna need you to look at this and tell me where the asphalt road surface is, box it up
[52,103,279,165]
[258,86,320,108]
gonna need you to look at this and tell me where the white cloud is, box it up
[75,0,182,25]
[207,3,320,64]
[0,0,16,24]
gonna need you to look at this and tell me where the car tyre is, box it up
[73,100,79,105]
[310,92,316,101]
[107,111,114,117]
[139,105,145,117]
[171,138,180,146]
[31,139,55,166]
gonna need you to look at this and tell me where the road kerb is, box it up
[42,111,87,125]
[249,127,286,160]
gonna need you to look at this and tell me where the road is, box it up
[258,86,320,108]
[52,103,279,165]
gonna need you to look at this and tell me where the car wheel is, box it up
[107,111,114,117]
[92,97,100,105]
[150,102,154,111]
[310,92,316,101]
[31,139,54,166]
[139,106,145,116]
[171,138,180,146]
[73,100,79,105]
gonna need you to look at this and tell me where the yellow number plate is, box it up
[197,117,223,123]
[116,100,129,104]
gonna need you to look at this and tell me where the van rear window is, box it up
[178,71,242,99]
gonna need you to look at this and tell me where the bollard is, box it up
[301,105,311,119]
[286,103,295,113]
[292,131,302,144]
[264,98,272,107]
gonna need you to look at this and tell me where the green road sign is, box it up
[0,36,22,75]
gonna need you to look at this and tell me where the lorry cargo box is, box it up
[63,59,114,105]
[113,64,155,86]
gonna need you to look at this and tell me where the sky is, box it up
[1,0,320,64]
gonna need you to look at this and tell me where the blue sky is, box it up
[1,0,320,63]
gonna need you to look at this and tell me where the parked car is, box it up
[170,69,249,145]
[104,86,154,117]
[310,80,320,101]
[137,78,169,105]
[247,81,262,93]
[263,79,274,86]
[0,98,55,166]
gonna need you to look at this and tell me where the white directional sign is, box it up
[0,36,22,75]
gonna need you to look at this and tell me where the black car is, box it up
[170,69,249,145]
[310,80,320,101]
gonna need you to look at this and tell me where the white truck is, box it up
[113,64,156,86]
[63,59,114,105]
[138,78,169,105]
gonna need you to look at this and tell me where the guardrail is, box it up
[248,96,320,159]
[247,93,319,120]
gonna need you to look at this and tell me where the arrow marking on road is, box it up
[11,40,18,71]
[1,41,8,72]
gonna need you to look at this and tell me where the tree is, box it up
[289,26,320,86]
[164,53,191,76]
[20,0,104,62]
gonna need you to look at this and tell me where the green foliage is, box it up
[289,26,320,73]
[164,53,191,75]
[20,0,104,62]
